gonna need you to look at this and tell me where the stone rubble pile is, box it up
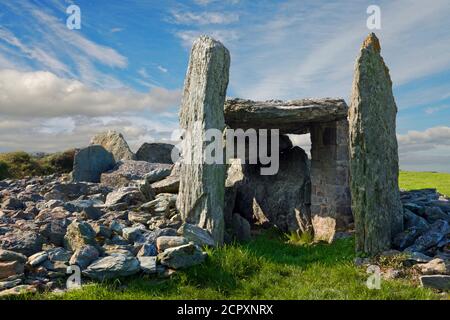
[357,188,450,291]
[0,137,214,297]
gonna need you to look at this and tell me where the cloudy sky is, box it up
[0,0,449,172]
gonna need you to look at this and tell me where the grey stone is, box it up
[137,243,157,257]
[408,220,449,253]
[416,258,449,275]
[231,213,251,242]
[424,207,450,224]
[0,231,44,256]
[64,199,103,213]
[83,254,140,280]
[0,260,24,280]
[138,256,157,274]
[393,227,422,250]
[349,33,403,254]
[228,146,312,235]
[143,166,173,184]
[136,143,175,164]
[158,243,206,269]
[176,36,230,244]
[156,236,188,252]
[151,175,179,194]
[178,223,215,247]
[101,160,171,189]
[39,220,67,246]
[1,198,24,210]
[140,193,177,217]
[47,247,71,262]
[224,98,348,134]
[0,278,22,291]
[0,284,36,297]
[0,249,27,263]
[122,227,143,243]
[404,209,429,232]
[105,187,145,206]
[69,245,99,270]
[72,145,116,183]
[64,220,97,252]
[91,130,135,161]
[419,275,450,291]
[27,251,48,267]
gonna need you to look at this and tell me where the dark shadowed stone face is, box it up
[72,145,116,183]
[135,143,176,164]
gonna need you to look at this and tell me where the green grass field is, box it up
[399,171,450,196]
[5,171,449,300]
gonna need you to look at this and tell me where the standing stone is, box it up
[91,130,136,161]
[349,33,403,254]
[72,145,116,183]
[176,36,230,245]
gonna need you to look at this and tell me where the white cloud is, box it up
[171,11,239,25]
[158,65,168,73]
[398,126,450,154]
[0,69,181,118]
[425,105,450,115]
[176,30,239,48]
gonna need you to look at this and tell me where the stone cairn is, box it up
[0,34,449,296]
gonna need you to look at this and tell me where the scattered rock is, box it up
[27,251,48,267]
[64,220,97,252]
[0,260,24,280]
[105,187,145,207]
[83,254,140,280]
[0,231,44,256]
[178,223,215,247]
[158,243,206,269]
[419,275,450,291]
[69,245,99,270]
[156,236,188,252]
[0,284,36,297]
[416,258,449,275]
[138,256,157,274]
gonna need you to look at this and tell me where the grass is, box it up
[13,231,440,300]
[399,171,450,197]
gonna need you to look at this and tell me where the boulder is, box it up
[392,227,422,250]
[406,220,449,253]
[69,245,99,270]
[105,187,146,207]
[138,256,157,274]
[0,249,27,263]
[0,260,24,280]
[419,275,450,291]
[404,209,429,232]
[137,243,157,257]
[140,193,177,217]
[158,243,206,269]
[176,36,230,244]
[1,198,24,210]
[136,143,175,164]
[90,130,136,161]
[349,33,403,254]
[0,231,44,256]
[231,213,251,242]
[178,223,215,247]
[83,254,140,280]
[64,220,97,252]
[39,219,68,247]
[416,258,449,275]
[151,175,179,194]
[27,251,48,267]
[156,236,188,252]
[72,145,116,183]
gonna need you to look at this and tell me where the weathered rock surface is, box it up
[104,186,146,207]
[224,98,348,134]
[178,223,215,247]
[0,231,44,256]
[72,145,116,183]
[227,146,312,234]
[101,160,171,189]
[349,33,403,254]
[69,245,99,270]
[83,254,140,280]
[176,36,230,244]
[136,143,175,164]
[158,243,206,269]
[64,220,97,252]
[419,275,450,291]
[91,130,136,161]
[156,236,188,252]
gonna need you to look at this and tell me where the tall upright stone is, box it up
[349,33,403,254]
[176,36,230,245]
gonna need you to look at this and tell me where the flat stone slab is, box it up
[224,98,348,134]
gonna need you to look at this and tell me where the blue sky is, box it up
[0,0,449,172]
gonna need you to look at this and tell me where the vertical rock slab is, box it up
[176,36,230,245]
[72,145,116,183]
[349,33,403,254]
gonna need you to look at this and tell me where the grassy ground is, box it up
[399,171,450,197]
[16,232,440,300]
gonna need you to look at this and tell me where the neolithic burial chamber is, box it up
[177,35,351,244]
